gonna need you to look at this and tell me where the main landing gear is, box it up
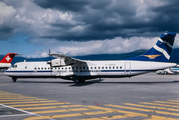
[12,77,17,82]
[73,78,85,84]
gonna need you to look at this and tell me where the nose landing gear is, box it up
[12,77,17,82]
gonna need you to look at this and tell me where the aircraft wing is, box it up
[49,53,86,66]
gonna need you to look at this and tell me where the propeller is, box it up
[48,49,52,75]
[48,49,52,67]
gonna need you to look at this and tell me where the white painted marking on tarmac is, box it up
[0,103,35,115]
[0,103,56,120]
[0,114,34,118]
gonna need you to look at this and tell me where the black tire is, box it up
[12,77,17,82]
[79,80,85,83]
[73,79,85,84]
[73,78,79,84]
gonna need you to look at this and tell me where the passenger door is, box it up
[125,62,131,76]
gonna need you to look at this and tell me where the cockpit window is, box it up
[13,65,17,68]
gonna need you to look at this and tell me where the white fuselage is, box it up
[5,60,176,80]
[0,63,11,69]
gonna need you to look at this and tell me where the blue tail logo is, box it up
[126,32,176,62]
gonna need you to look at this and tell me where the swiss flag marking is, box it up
[6,56,11,62]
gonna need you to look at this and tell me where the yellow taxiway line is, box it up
[140,102,179,108]
[1,100,59,105]
[21,105,84,110]
[106,104,179,116]
[124,103,179,112]
[10,102,70,107]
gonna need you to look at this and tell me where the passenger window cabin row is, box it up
[34,66,123,70]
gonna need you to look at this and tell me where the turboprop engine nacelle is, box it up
[47,58,67,67]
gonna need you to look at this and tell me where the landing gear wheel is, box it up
[73,78,85,84]
[79,80,85,83]
[73,78,79,84]
[12,77,17,82]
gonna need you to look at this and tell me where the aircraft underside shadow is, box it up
[16,78,179,87]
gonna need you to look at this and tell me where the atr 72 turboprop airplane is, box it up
[0,53,18,70]
[5,33,177,83]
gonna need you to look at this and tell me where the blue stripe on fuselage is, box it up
[5,70,52,73]
[5,69,156,73]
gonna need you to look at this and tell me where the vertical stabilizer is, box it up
[126,33,176,62]
[0,53,18,63]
